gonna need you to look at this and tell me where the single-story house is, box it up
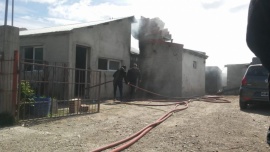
[138,40,208,98]
[224,63,249,95]
[223,57,261,95]
[19,16,135,100]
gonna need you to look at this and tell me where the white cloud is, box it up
[0,2,4,13]
[46,17,80,25]
[14,5,36,15]
[20,0,65,4]
[48,0,134,22]
[15,16,54,29]
[20,15,32,20]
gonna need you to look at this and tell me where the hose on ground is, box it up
[90,81,231,151]
[127,83,231,104]
[91,101,189,152]
[128,83,200,100]
[85,80,201,100]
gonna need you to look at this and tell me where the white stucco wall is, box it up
[139,41,184,97]
[181,50,206,97]
[225,64,248,94]
[70,18,132,99]
[70,19,131,70]
[20,32,70,64]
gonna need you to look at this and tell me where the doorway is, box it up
[75,45,87,97]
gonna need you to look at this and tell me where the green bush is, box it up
[0,112,15,127]
[19,81,35,119]
[20,81,35,102]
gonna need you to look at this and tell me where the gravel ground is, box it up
[1,95,270,152]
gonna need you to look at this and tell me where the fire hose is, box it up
[126,83,231,104]
[92,102,188,152]
[90,80,231,152]
[85,80,113,89]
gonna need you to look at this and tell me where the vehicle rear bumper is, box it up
[239,87,269,104]
[240,99,270,104]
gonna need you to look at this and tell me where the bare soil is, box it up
[1,95,270,152]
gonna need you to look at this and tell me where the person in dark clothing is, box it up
[246,0,270,144]
[113,66,128,101]
[127,63,141,99]
[246,0,270,71]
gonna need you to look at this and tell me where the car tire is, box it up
[239,100,247,110]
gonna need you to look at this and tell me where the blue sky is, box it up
[0,0,255,69]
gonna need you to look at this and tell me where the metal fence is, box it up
[18,60,101,120]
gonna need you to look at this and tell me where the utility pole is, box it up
[12,0,14,26]
[4,0,9,25]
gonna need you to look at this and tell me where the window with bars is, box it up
[24,47,43,71]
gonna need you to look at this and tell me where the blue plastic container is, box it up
[33,97,51,117]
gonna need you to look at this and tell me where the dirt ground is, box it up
[1,95,270,152]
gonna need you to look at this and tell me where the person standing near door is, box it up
[127,63,141,100]
[113,66,128,101]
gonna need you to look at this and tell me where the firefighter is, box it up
[127,63,141,99]
[113,66,128,101]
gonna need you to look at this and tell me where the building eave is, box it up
[20,16,135,36]
[183,48,208,59]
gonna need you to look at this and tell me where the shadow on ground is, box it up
[242,104,270,116]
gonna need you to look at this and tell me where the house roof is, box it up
[183,48,208,59]
[224,63,249,67]
[20,16,134,36]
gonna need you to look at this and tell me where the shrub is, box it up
[19,81,35,119]
[20,81,35,102]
